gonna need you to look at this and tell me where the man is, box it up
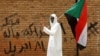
[43,14,63,56]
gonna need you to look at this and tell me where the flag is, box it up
[64,0,87,48]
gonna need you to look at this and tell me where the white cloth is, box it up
[43,14,62,56]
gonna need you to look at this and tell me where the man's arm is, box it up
[43,24,58,36]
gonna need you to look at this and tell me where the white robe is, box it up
[43,14,62,56]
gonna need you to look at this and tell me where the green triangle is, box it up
[65,0,84,18]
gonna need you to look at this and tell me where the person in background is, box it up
[42,14,63,56]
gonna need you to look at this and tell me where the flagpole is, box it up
[76,44,79,56]
[76,0,78,3]
[75,0,79,56]
[58,1,79,56]
[58,14,64,19]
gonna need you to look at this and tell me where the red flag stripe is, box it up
[75,0,87,42]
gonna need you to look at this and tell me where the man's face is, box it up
[51,16,54,23]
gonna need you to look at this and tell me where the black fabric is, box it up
[77,44,86,50]
[64,13,77,37]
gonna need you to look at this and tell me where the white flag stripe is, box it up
[78,23,87,47]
